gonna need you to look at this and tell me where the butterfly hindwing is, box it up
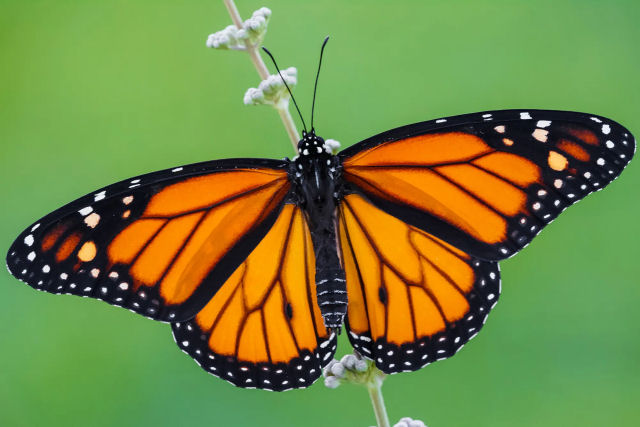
[340,110,635,260]
[6,159,291,322]
[338,194,500,373]
[172,205,337,391]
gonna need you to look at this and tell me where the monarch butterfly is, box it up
[5,39,636,393]
[6,106,635,391]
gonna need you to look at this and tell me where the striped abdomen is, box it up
[310,223,347,330]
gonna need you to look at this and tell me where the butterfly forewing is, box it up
[340,110,635,260]
[338,194,500,372]
[172,205,337,391]
[6,159,290,322]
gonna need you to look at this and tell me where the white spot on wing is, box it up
[24,235,34,246]
[94,191,106,202]
[172,167,183,172]
[78,206,93,216]
[536,120,551,128]
[520,112,532,120]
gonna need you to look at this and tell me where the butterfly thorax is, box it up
[291,130,347,332]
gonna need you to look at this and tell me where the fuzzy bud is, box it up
[243,67,298,107]
[206,7,272,50]
[324,138,341,154]
[324,375,341,389]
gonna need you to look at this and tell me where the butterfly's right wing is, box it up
[338,194,500,373]
[340,110,635,260]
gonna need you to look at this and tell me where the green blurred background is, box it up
[1,1,639,426]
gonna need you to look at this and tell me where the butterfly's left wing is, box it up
[340,110,635,260]
[172,205,336,391]
[6,159,291,322]
[338,194,500,373]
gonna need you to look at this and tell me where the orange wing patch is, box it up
[339,194,500,374]
[343,132,493,167]
[41,222,71,252]
[344,146,540,246]
[172,205,336,391]
[557,139,590,162]
[107,170,289,305]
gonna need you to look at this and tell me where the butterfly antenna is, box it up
[261,46,308,133]
[311,36,329,131]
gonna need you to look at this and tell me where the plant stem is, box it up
[368,379,391,427]
[223,0,299,152]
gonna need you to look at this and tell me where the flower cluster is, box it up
[322,351,379,389]
[243,67,297,107]
[206,7,271,50]
[323,352,369,389]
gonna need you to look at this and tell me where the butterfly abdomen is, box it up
[313,232,348,330]
[305,184,347,330]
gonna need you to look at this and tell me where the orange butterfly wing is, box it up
[172,205,336,390]
[6,160,290,322]
[340,110,635,260]
[338,194,500,372]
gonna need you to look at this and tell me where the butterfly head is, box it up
[298,129,330,158]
